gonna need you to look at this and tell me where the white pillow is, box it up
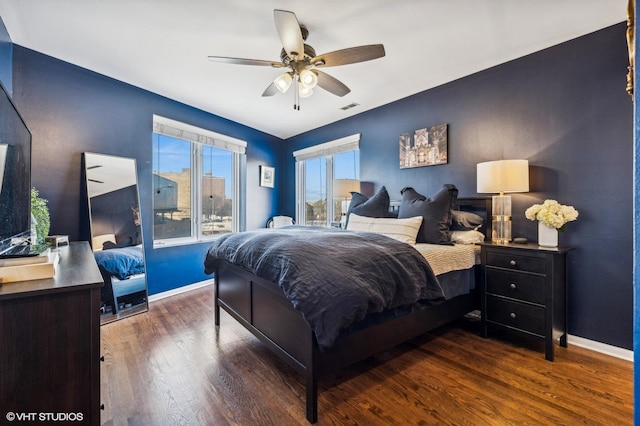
[346,213,423,245]
[451,230,485,244]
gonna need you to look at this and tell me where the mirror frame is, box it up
[84,152,148,324]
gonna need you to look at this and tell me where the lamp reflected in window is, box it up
[333,178,360,228]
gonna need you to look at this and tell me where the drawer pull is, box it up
[510,283,517,290]
[509,312,517,319]
[100,355,105,362]
[509,260,517,266]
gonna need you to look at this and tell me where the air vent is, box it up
[340,102,360,111]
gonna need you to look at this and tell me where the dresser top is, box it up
[0,241,103,300]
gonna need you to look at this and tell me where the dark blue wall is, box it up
[90,185,141,246]
[11,46,283,296]
[283,24,633,349]
[0,17,12,93]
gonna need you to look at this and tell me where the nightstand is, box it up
[479,242,573,361]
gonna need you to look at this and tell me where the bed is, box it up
[93,244,146,314]
[204,189,491,423]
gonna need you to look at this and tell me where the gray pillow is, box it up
[451,210,484,231]
[346,186,390,227]
[397,184,458,244]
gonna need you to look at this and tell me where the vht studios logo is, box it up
[5,412,84,422]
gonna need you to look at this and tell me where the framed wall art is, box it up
[260,165,275,188]
[399,123,448,169]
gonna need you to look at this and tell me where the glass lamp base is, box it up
[491,194,512,244]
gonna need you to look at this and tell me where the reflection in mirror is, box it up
[0,144,7,190]
[84,152,148,324]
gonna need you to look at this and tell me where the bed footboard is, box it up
[213,260,479,423]
[213,261,319,422]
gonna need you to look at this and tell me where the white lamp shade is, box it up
[274,72,293,93]
[477,159,529,194]
[299,69,318,88]
[333,179,360,199]
[298,84,313,98]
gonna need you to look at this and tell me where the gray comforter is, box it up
[204,226,446,349]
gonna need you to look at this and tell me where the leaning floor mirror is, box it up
[84,152,148,324]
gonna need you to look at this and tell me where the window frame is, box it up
[294,134,360,227]
[152,115,246,248]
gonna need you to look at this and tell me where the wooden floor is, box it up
[100,285,632,425]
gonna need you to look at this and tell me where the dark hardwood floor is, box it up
[100,285,632,425]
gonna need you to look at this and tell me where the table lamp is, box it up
[477,159,529,244]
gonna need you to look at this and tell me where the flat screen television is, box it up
[0,80,32,255]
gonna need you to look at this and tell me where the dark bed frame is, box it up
[212,197,491,423]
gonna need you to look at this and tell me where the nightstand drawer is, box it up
[486,296,545,336]
[486,269,545,305]
[485,251,545,274]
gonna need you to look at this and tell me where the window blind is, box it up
[153,115,247,154]
[293,133,360,161]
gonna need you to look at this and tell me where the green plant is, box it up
[30,187,50,244]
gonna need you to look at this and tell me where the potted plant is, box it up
[31,187,50,245]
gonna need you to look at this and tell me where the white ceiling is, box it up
[0,1,627,139]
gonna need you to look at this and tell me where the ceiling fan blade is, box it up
[262,82,279,97]
[315,70,350,97]
[312,44,385,67]
[207,56,284,68]
[274,9,304,60]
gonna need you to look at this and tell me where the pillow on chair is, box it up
[267,216,295,228]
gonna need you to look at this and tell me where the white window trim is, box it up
[294,134,360,226]
[152,116,245,248]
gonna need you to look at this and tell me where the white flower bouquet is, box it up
[525,199,579,231]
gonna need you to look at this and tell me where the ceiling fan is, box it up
[207,9,385,110]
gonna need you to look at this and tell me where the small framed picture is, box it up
[260,165,275,188]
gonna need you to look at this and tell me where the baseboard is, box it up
[568,334,633,362]
[148,279,214,303]
[147,282,633,363]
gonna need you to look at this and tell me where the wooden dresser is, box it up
[0,242,103,425]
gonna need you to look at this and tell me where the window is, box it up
[294,134,360,227]
[152,116,246,246]
[302,156,327,226]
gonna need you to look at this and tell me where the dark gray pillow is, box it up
[397,184,458,244]
[451,210,484,231]
[346,186,390,227]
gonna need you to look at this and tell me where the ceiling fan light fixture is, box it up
[208,10,385,108]
[274,72,293,93]
[298,83,313,98]
[299,69,318,88]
